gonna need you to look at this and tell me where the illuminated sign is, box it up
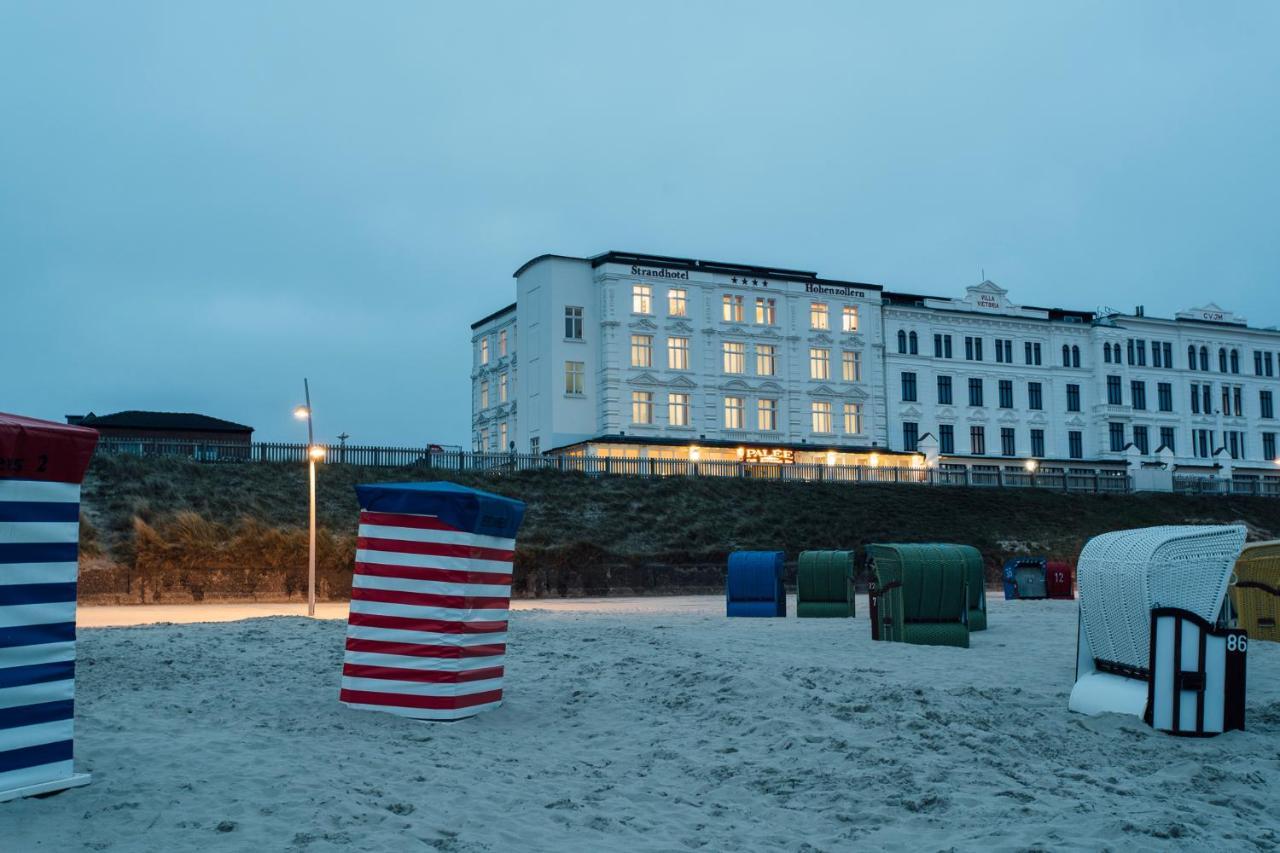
[737,447,795,465]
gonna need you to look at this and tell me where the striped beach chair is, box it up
[0,412,98,801]
[339,482,525,721]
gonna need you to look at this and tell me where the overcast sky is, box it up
[3,2,1278,445]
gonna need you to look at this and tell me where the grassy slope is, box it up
[81,455,1280,595]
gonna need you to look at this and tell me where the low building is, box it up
[65,411,254,459]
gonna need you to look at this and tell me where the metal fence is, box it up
[90,437,1166,494]
[1173,475,1280,498]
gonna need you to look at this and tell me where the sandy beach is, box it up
[4,595,1279,851]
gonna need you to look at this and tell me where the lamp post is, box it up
[294,379,322,617]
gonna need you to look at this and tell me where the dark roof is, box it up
[513,250,882,291]
[67,411,253,434]
[884,291,1095,323]
[470,302,517,330]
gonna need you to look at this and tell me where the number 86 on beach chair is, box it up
[1069,525,1249,736]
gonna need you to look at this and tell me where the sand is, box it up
[4,595,1279,851]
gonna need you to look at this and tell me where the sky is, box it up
[3,2,1279,445]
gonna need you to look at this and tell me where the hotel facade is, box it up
[472,250,1280,481]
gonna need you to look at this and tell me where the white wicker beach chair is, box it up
[1069,525,1248,734]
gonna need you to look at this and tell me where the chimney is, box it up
[1135,305,1145,317]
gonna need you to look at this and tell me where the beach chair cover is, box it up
[340,482,524,721]
[1045,560,1074,599]
[1069,525,1246,721]
[866,544,970,648]
[1229,541,1280,642]
[726,551,785,617]
[796,550,855,617]
[0,412,98,801]
[1014,564,1048,599]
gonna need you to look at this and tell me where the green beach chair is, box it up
[866,543,971,648]
[796,550,856,617]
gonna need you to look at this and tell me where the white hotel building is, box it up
[472,250,1280,481]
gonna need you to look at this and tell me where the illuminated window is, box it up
[668,288,687,316]
[724,396,744,429]
[632,391,653,424]
[758,398,777,431]
[668,336,689,370]
[479,337,489,364]
[668,393,690,426]
[809,348,830,380]
[843,403,863,435]
[632,285,652,314]
[631,334,653,368]
[479,380,489,409]
[811,400,832,433]
[564,361,585,395]
[478,428,488,452]
[723,341,746,374]
[756,344,776,376]
[722,294,744,322]
[755,297,776,325]
[499,422,508,450]
[842,305,859,332]
[810,302,829,330]
[498,329,508,356]
[842,350,861,382]
[498,373,508,402]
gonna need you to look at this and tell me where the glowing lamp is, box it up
[1025,459,1039,473]
[689,445,700,462]
[294,406,311,420]
[868,452,880,468]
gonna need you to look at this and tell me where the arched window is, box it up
[1200,346,1209,371]
[1230,349,1240,374]
[908,331,918,355]
[897,330,907,354]
[1065,344,1073,366]
[1188,345,1197,370]
[1072,345,1081,368]
[1219,347,1227,373]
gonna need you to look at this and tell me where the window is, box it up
[1106,375,1122,406]
[1158,382,1173,412]
[498,373,508,402]
[1160,427,1176,454]
[841,350,862,382]
[631,334,653,368]
[756,344,777,376]
[722,341,746,374]
[668,337,690,370]
[934,334,953,358]
[1026,341,1034,365]
[1266,352,1275,377]
[1262,390,1275,419]
[758,398,777,431]
[906,331,917,354]
[479,380,489,409]
[1066,384,1081,412]
[1066,344,1075,366]
[1190,383,1201,414]
[478,428,488,452]
[1136,340,1147,367]
[633,285,652,314]
[810,348,830,380]
[903,422,920,451]
[970,426,986,455]
[1233,386,1243,417]
[563,307,583,340]
[937,375,953,405]
[939,424,955,454]
[1203,383,1213,414]
[498,329,508,356]
[1000,428,1016,457]
[842,305,859,332]
[897,330,907,354]
[1028,382,1043,411]
[722,294,744,323]
[1101,344,1110,365]
[668,393,690,427]
[755,297,776,325]
[1194,428,1213,458]
[1109,422,1125,452]
[631,391,653,423]
[1131,380,1146,411]
[1230,349,1240,374]
[965,336,983,361]
[1187,345,1196,370]
[1257,351,1265,376]
[810,302,829,330]
[1126,339,1135,366]
[668,288,687,317]
[479,337,489,365]
[1072,345,1081,368]
[499,422,508,451]
[1263,432,1277,461]
[998,380,1013,409]
[1160,342,1171,368]
[724,396,744,429]
[1219,348,1227,373]
[1153,340,1163,368]
[1030,429,1045,458]
[811,401,832,433]
[1227,430,1244,459]
[1133,425,1149,454]
[843,403,863,434]
[995,339,1012,363]
[1200,346,1209,371]
[564,361,585,395]
[968,378,984,407]
[1026,342,1042,365]
[530,436,540,455]
[901,372,918,402]
[1069,430,1083,459]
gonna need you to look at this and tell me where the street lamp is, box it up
[294,379,320,617]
